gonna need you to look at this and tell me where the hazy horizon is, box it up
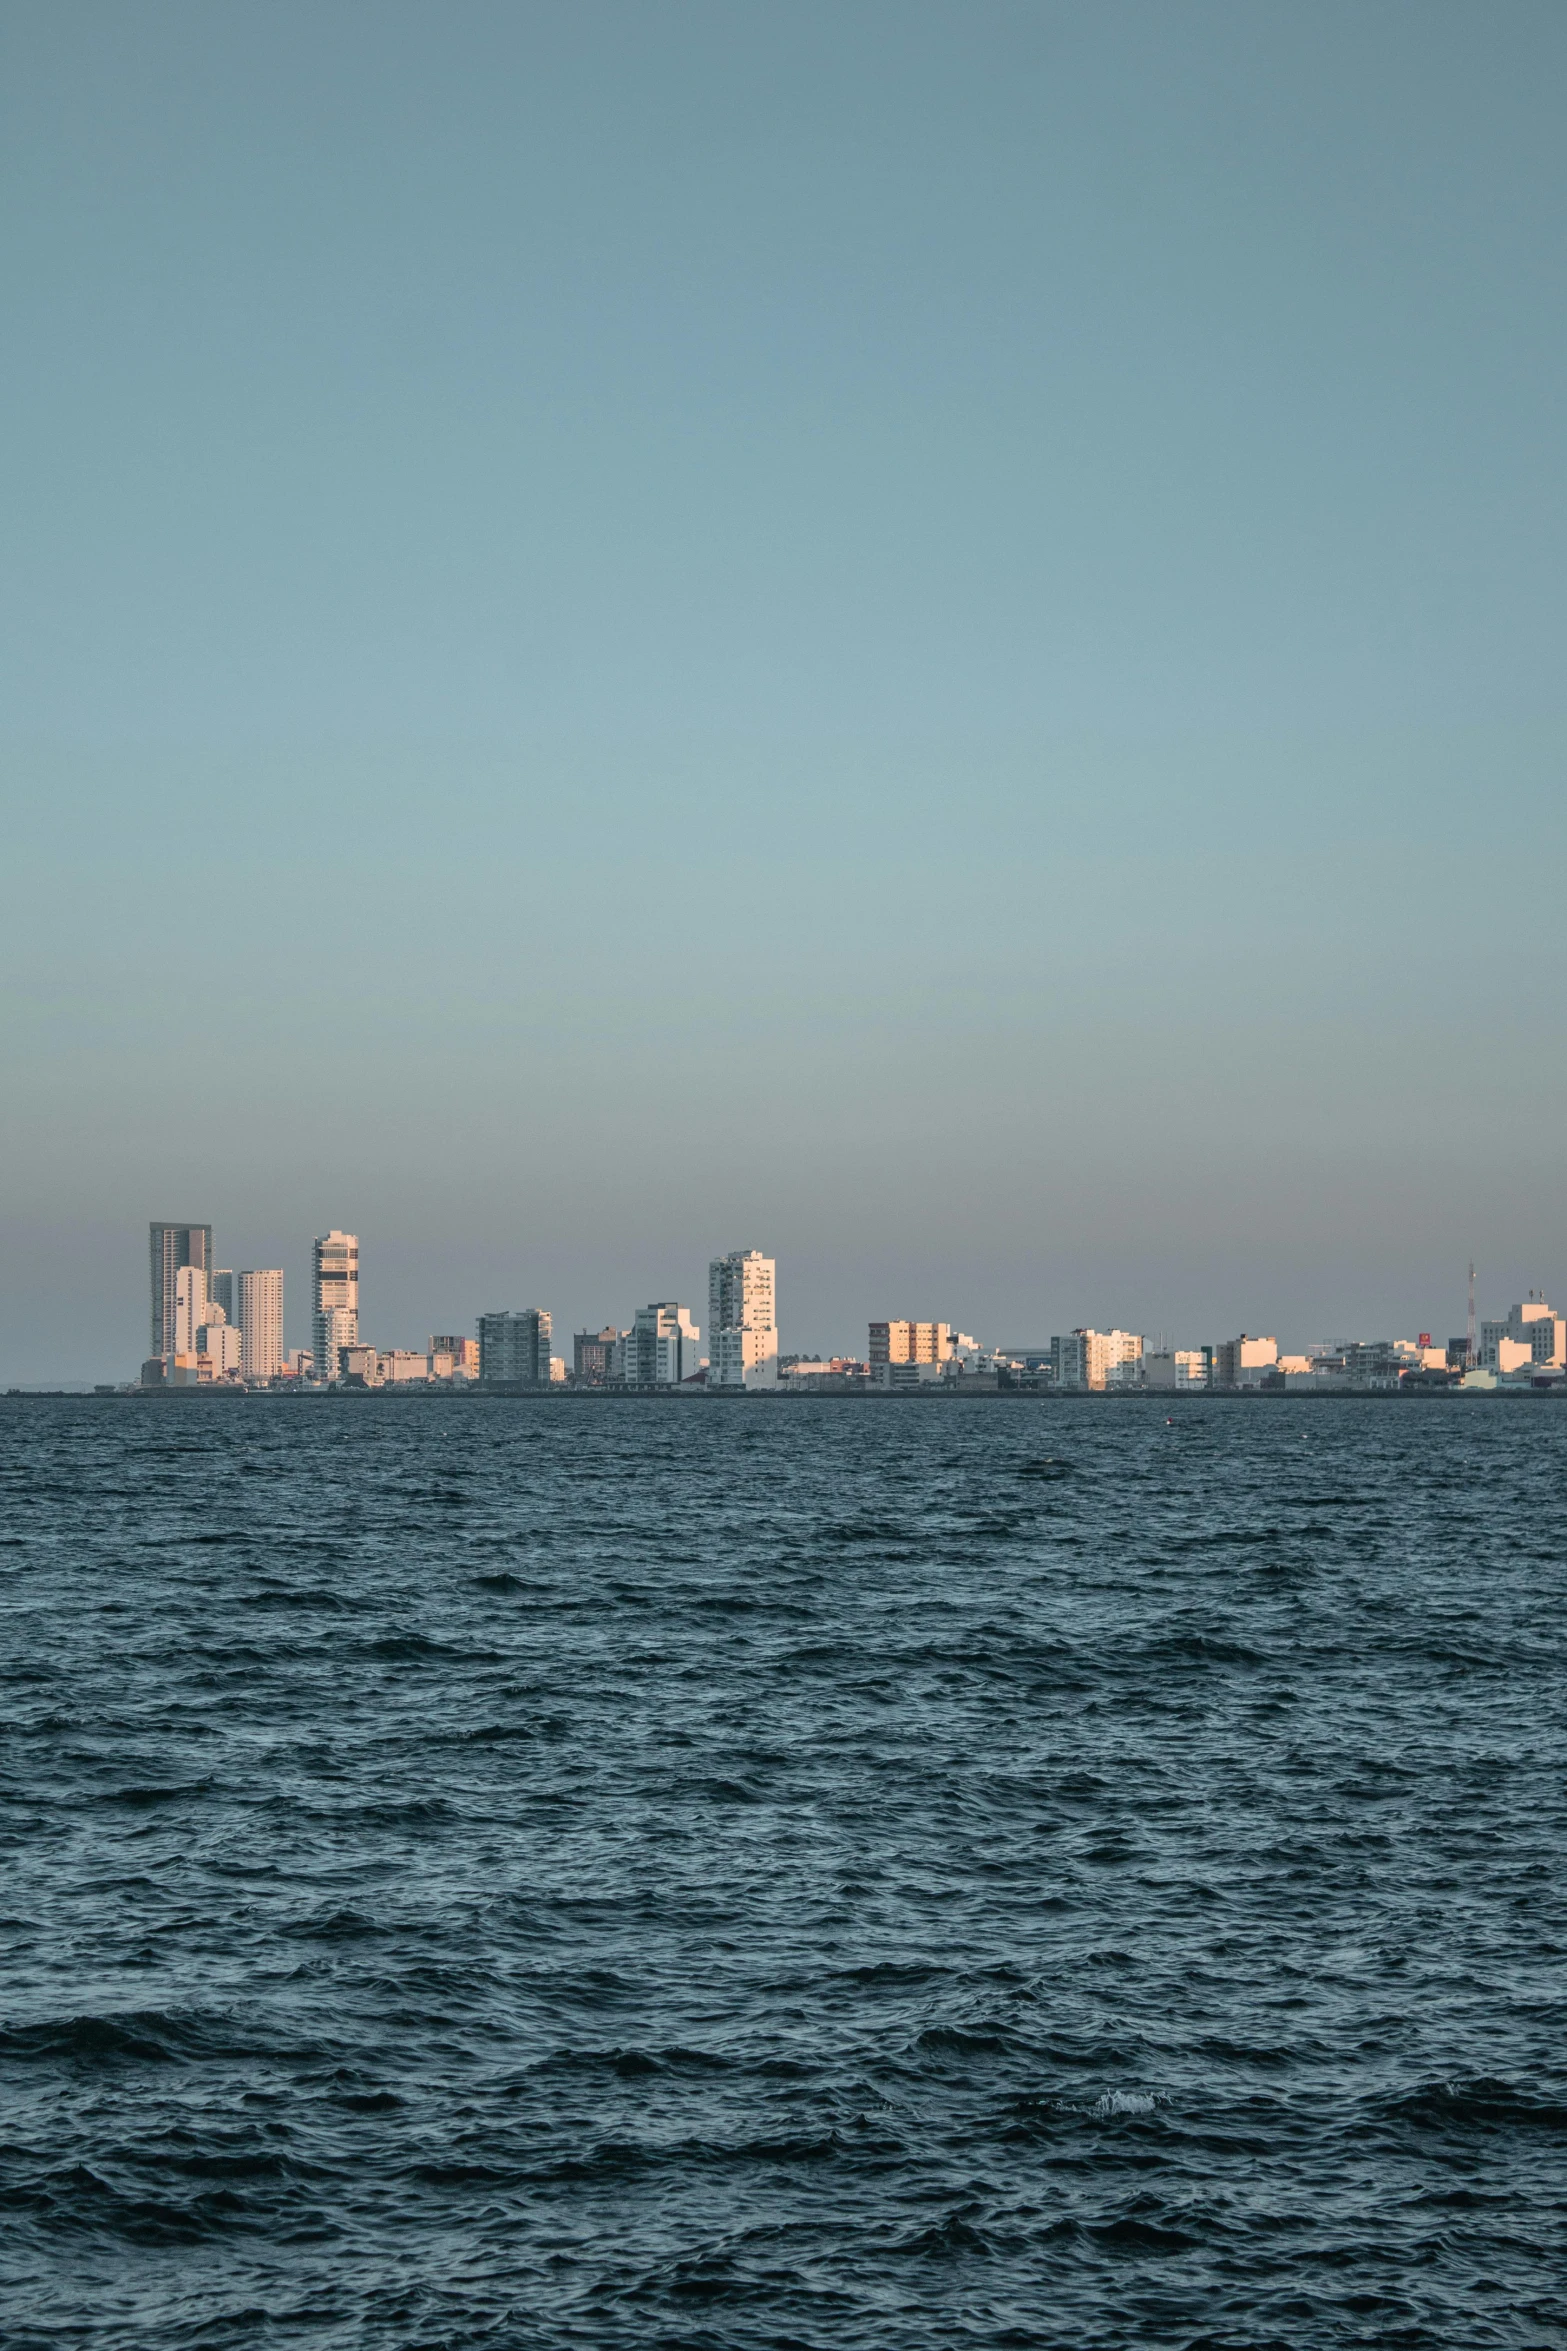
[4,1,1564,1383]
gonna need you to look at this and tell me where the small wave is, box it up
[890,2209,991,2257]
[0,2008,277,2065]
[1383,2077,1567,2132]
[1091,2089,1158,2117]
[101,1781,212,1807]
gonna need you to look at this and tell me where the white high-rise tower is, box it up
[238,1269,284,1384]
[707,1250,778,1390]
[312,1231,358,1382]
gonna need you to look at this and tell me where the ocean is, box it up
[2,1394,1564,2348]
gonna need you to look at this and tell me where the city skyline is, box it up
[5,7,1566,1388]
[106,1213,1566,1397]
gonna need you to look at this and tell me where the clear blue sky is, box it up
[2,0,1564,1377]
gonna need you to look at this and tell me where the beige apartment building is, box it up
[868,1320,952,1365]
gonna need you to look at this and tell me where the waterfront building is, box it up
[868,1320,952,1365]
[318,1308,357,1385]
[1144,1349,1207,1390]
[171,1265,209,1358]
[573,1327,621,1385]
[1052,1328,1144,1391]
[874,1358,946,1388]
[1504,1299,1565,1367]
[708,1250,778,1390]
[381,1349,432,1383]
[312,1231,359,1382]
[210,1270,236,1324]
[150,1223,213,1360]
[339,1345,382,1386]
[197,1321,243,1377]
[431,1335,480,1378]
[237,1269,283,1384]
[1212,1334,1278,1388]
[478,1309,553,1385]
[622,1303,702,1387]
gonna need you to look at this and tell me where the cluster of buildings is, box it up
[138,1223,1565,1397]
[140,1228,779,1394]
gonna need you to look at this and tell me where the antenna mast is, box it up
[1466,1261,1476,1366]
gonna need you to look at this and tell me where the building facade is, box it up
[150,1223,214,1360]
[237,1269,284,1384]
[431,1335,480,1378]
[312,1231,359,1382]
[623,1303,701,1386]
[1213,1334,1278,1388]
[1144,1348,1207,1389]
[171,1264,209,1358]
[573,1327,620,1384]
[1052,1328,1144,1391]
[478,1309,553,1385]
[868,1320,952,1365]
[708,1250,778,1390]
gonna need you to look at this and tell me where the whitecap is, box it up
[1091,2089,1156,2117]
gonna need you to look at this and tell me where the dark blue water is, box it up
[3,1395,1564,2349]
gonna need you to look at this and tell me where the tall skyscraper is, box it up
[477,1310,553,1385]
[312,1231,359,1383]
[708,1250,778,1390]
[237,1270,284,1384]
[210,1270,236,1325]
[150,1222,213,1359]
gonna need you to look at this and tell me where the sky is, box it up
[2,0,1565,1379]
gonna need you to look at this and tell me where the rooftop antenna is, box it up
[1466,1261,1476,1366]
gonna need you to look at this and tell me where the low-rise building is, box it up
[1144,1348,1208,1389]
[431,1335,480,1379]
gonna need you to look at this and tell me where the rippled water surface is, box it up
[3,1393,1565,2349]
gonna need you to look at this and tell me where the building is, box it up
[1144,1349,1207,1390]
[478,1309,553,1385]
[150,1223,213,1361]
[868,1321,952,1365]
[197,1320,243,1377]
[315,1309,356,1384]
[339,1345,383,1387]
[874,1359,947,1389]
[210,1270,236,1324]
[431,1335,480,1379]
[237,1269,283,1384]
[1494,1299,1566,1368]
[573,1327,621,1385]
[312,1231,359,1382]
[171,1264,209,1358]
[1052,1328,1144,1391]
[1213,1334,1278,1389]
[708,1250,778,1390]
[380,1349,431,1383]
[622,1303,702,1386]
